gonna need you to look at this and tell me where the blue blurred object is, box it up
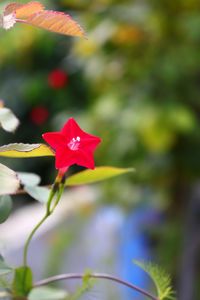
[119,205,162,299]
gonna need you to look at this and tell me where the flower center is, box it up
[68,136,81,151]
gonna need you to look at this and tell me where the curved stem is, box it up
[23,172,65,267]
[23,212,49,267]
[34,272,158,300]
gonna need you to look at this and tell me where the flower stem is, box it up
[46,186,58,215]
[34,272,158,300]
[50,183,65,213]
[23,172,66,267]
[23,212,49,267]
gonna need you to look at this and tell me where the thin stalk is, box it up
[46,186,58,215]
[23,212,49,267]
[34,272,158,300]
[23,172,65,267]
[50,183,65,213]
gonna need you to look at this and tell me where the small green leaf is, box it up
[0,143,54,158]
[0,195,12,224]
[24,186,50,203]
[0,163,20,195]
[28,286,68,300]
[66,166,134,186]
[70,269,94,300]
[17,172,41,186]
[0,107,19,133]
[0,255,13,276]
[134,260,175,300]
[13,266,33,297]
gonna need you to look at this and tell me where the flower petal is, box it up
[61,118,80,139]
[61,118,95,140]
[42,132,66,150]
[80,137,101,152]
[76,149,95,169]
[55,148,76,169]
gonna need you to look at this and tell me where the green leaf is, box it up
[0,163,20,195]
[66,166,134,186]
[28,286,68,300]
[70,269,94,300]
[0,143,54,158]
[0,107,19,133]
[134,260,176,300]
[0,195,12,224]
[13,266,33,297]
[0,255,13,276]
[24,186,50,203]
[17,172,41,186]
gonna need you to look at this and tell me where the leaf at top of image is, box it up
[25,10,85,37]
[4,1,44,18]
[1,1,85,37]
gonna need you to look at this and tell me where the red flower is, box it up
[30,106,49,125]
[48,69,68,89]
[42,118,101,170]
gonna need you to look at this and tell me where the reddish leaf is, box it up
[4,1,44,18]
[4,3,22,15]
[24,10,85,37]
[1,1,85,37]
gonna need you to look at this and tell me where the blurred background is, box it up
[0,0,200,299]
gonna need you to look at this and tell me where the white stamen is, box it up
[68,136,81,151]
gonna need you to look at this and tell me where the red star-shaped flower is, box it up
[42,118,101,170]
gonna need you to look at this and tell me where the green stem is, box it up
[50,183,65,213]
[23,173,66,267]
[46,187,57,215]
[23,212,49,267]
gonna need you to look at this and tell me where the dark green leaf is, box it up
[0,195,12,224]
